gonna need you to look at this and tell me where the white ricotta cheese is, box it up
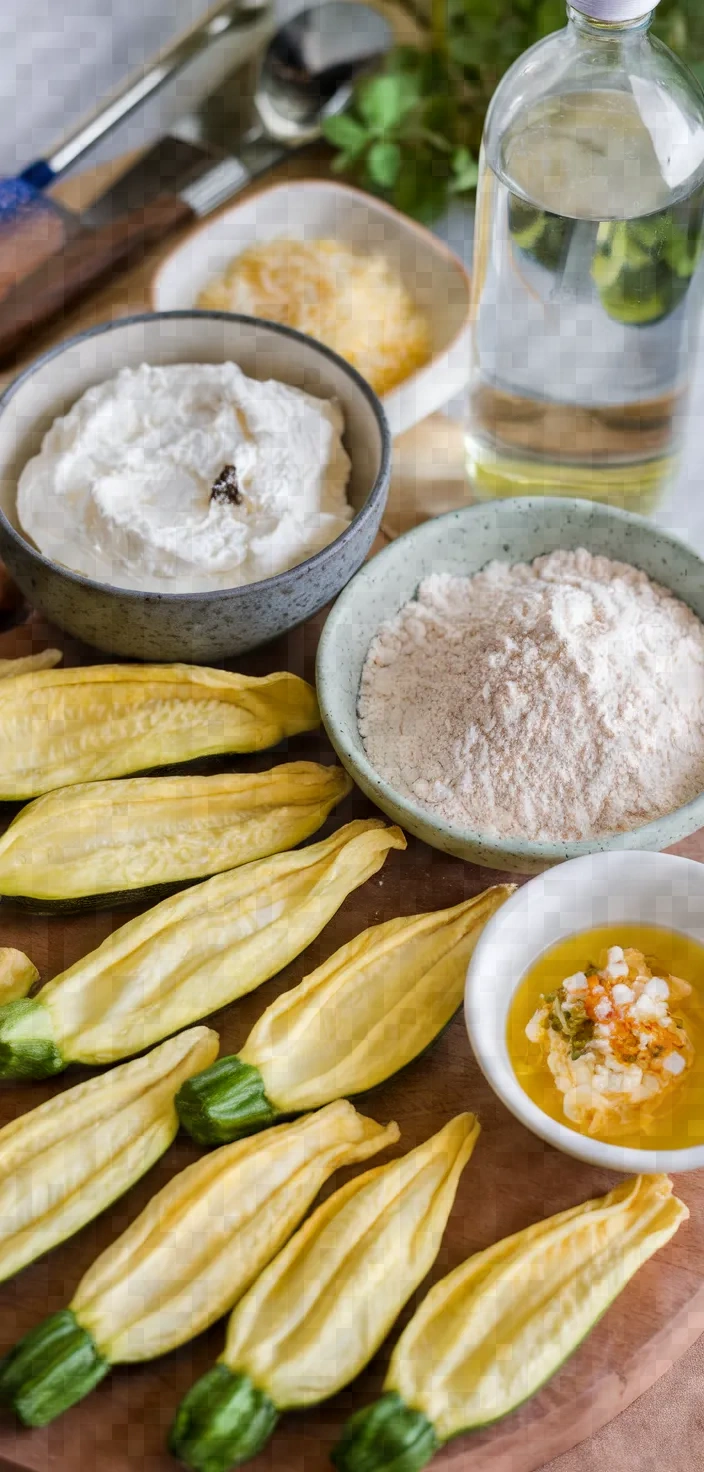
[17,362,353,593]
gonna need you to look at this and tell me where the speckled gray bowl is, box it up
[0,312,390,661]
[317,497,704,873]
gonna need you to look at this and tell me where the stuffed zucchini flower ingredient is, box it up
[0,1101,398,1427]
[177,887,514,1145]
[0,1026,217,1282]
[0,949,39,1003]
[0,650,62,679]
[0,662,320,799]
[0,820,405,1078]
[332,1174,688,1471]
[170,1114,479,1470]
[526,944,694,1134]
[0,762,352,909]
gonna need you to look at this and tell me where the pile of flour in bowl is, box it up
[357,548,704,842]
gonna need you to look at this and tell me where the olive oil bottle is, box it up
[466,1,704,511]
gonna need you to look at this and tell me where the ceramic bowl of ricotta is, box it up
[0,311,390,661]
[316,497,704,872]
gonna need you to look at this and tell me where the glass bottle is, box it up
[465,0,704,512]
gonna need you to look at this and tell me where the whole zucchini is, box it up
[0,819,405,1078]
[177,887,513,1145]
[170,1114,479,1471]
[0,1102,398,1426]
[0,662,319,800]
[332,1174,688,1472]
[0,762,352,910]
[0,1026,217,1282]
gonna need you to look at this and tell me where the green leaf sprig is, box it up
[324,51,477,222]
[322,0,704,222]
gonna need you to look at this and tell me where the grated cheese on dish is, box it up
[196,237,432,396]
[525,944,694,1136]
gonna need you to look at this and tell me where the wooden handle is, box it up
[0,203,70,305]
[0,193,194,364]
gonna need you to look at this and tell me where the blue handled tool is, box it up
[0,0,270,216]
[0,179,81,302]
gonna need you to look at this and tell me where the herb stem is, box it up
[431,0,448,54]
[393,0,430,32]
[413,126,454,152]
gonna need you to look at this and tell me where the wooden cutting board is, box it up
[0,605,702,1472]
[0,156,703,1472]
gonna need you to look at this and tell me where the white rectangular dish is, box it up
[151,178,472,437]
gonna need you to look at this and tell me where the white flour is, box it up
[358,548,704,842]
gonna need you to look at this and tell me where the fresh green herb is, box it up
[548,994,575,1039]
[548,992,594,1058]
[570,1030,594,1061]
[323,0,704,221]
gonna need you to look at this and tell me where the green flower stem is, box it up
[176,1056,279,1146]
[0,998,64,1080]
[331,1392,440,1472]
[431,0,448,53]
[0,1310,109,1427]
[170,1365,278,1471]
[395,0,431,31]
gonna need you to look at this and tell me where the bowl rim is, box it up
[0,308,391,603]
[464,849,704,1172]
[149,175,472,346]
[316,497,704,862]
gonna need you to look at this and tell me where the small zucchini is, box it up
[332,1174,688,1471]
[0,1101,398,1426]
[0,1026,218,1282]
[170,1115,479,1471]
[0,762,352,910]
[0,662,319,800]
[177,887,513,1145]
[0,819,405,1078]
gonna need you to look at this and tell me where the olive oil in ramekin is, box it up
[508,924,704,1151]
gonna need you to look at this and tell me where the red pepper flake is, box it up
[210,464,242,505]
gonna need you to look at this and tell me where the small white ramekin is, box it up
[465,850,704,1173]
[151,178,472,438]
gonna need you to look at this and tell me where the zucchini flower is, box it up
[0,948,39,1004]
[0,761,352,909]
[0,1101,398,1427]
[0,649,62,679]
[0,819,405,1078]
[332,1174,688,1471]
[0,1026,218,1282]
[0,662,320,800]
[177,886,513,1145]
[170,1114,480,1470]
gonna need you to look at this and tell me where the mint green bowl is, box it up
[316,498,704,874]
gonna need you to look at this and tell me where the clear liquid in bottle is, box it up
[466,25,704,511]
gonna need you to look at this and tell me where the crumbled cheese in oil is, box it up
[526,945,694,1135]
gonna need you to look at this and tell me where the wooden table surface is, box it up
[0,155,702,1472]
